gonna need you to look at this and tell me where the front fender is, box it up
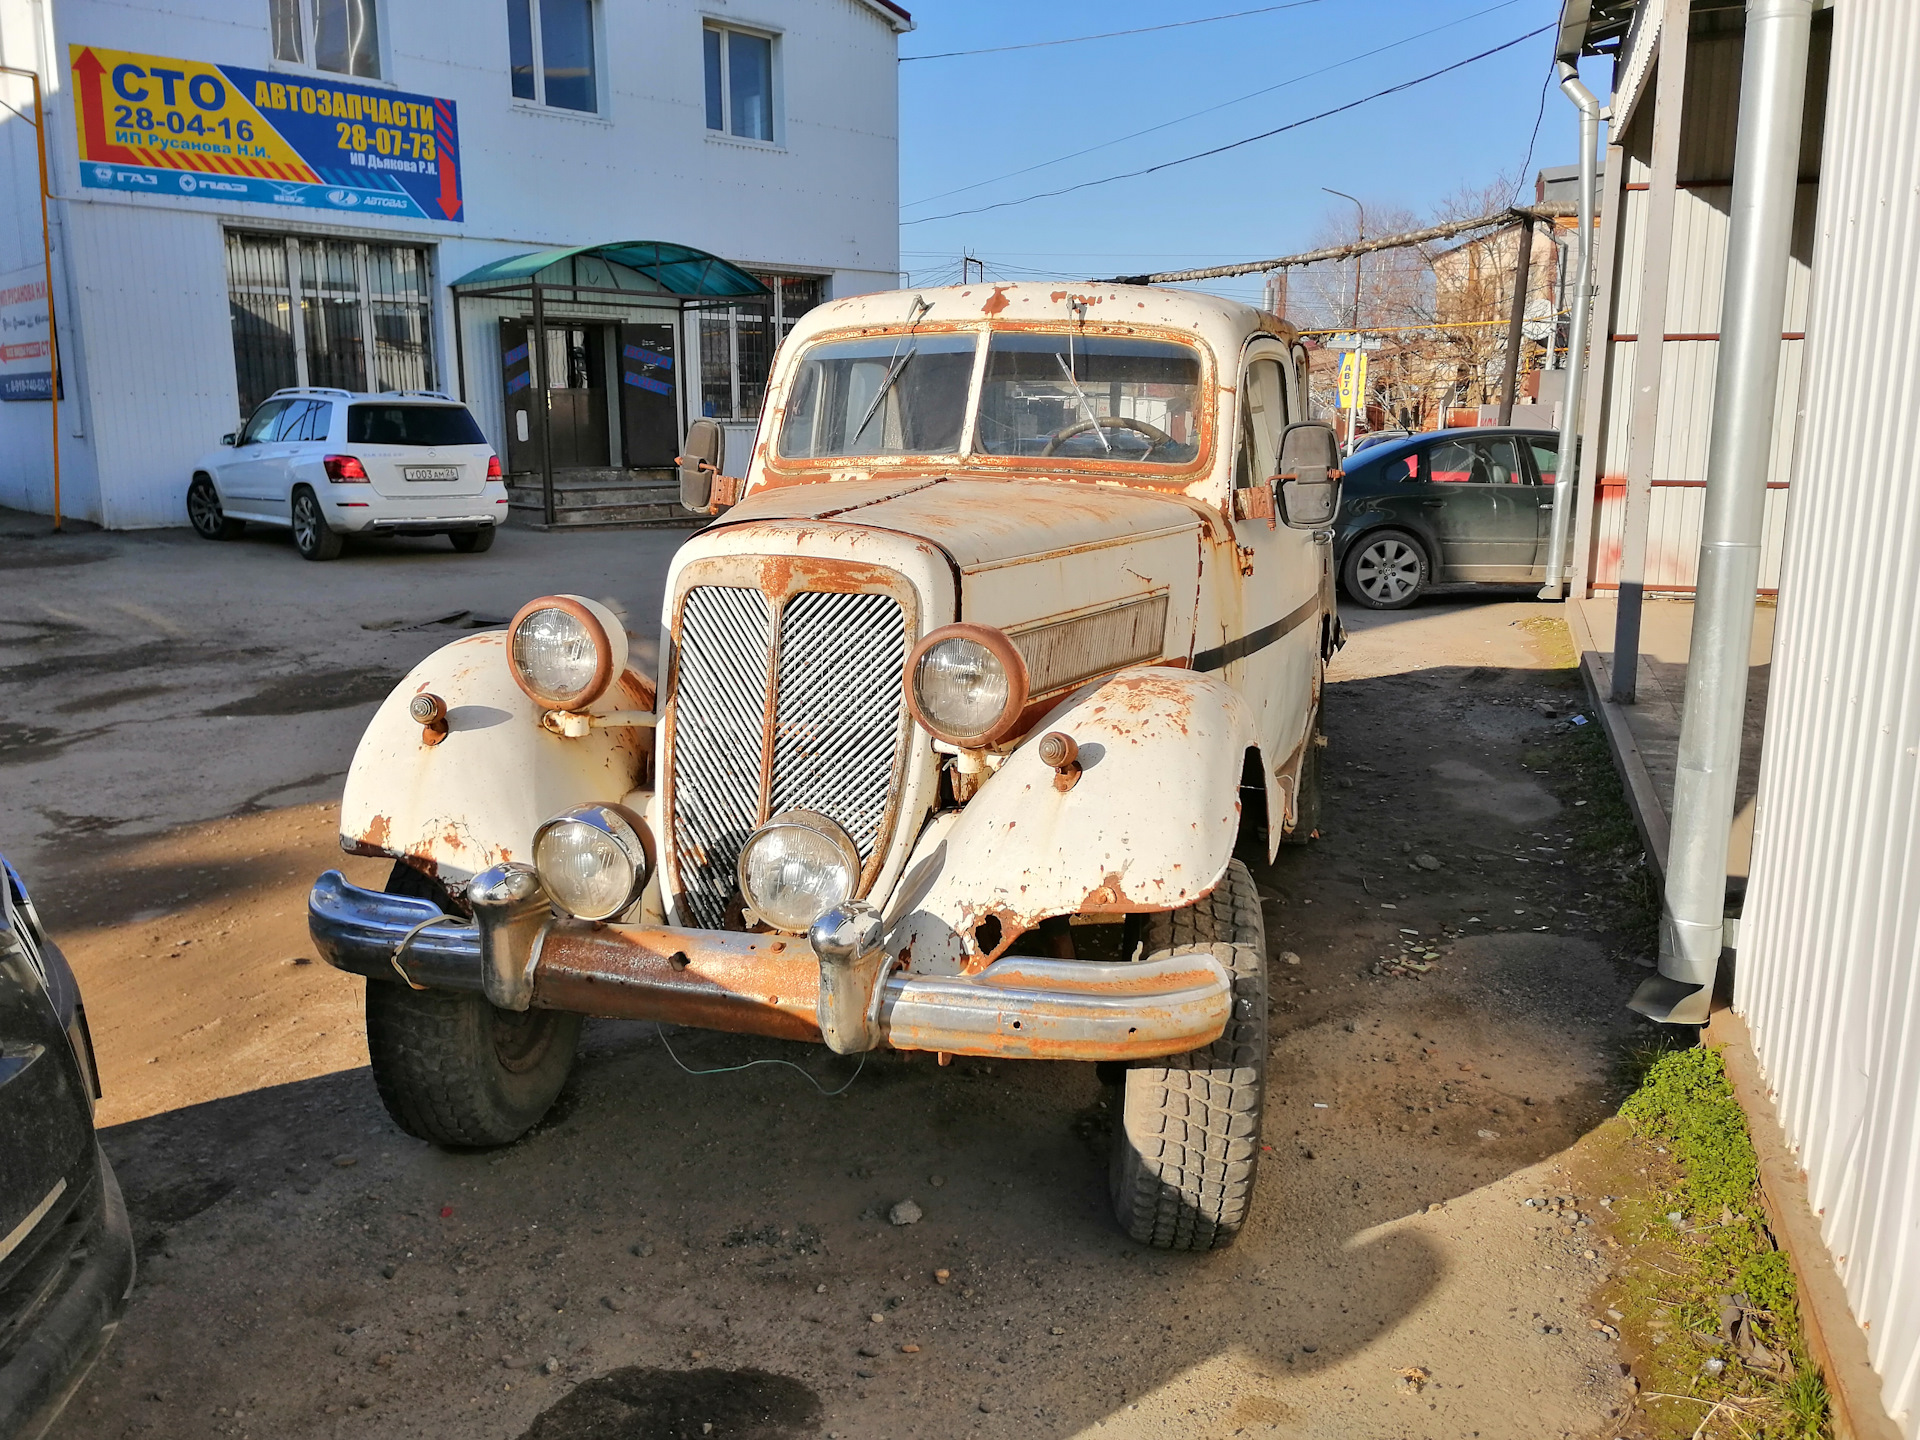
[886,666,1255,973]
[339,631,651,886]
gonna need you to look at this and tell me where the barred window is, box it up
[699,272,824,422]
[224,231,433,416]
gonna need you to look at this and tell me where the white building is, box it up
[0,0,910,529]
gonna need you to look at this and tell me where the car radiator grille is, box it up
[669,585,908,928]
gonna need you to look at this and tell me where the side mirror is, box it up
[1273,421,1344,529]
[221,432,238,446]
[677,418,724,512]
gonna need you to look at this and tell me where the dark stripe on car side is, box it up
[1193,597,1320,672]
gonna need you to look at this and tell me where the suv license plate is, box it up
[405,466,460,481]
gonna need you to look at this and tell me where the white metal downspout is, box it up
[1539,64,1603,598]
[1630,0,1816,1026]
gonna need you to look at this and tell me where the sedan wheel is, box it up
[1343,532,1428,610]
[291,487,344,561]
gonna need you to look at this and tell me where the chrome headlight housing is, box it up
[531,803,652,921]
[736,810,862,934]
[508,595,630,710]
[905,624,1030,747]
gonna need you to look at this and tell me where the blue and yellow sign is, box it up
[70,45,463,222]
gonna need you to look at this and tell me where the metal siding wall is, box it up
[1737,1,1920,1430]
[68,202,236,529]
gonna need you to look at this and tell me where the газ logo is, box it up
[326,189,361,207]
[93,165,112,182]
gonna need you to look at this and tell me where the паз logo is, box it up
[178,174,198,193]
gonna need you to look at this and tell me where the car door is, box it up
[1223,346,1322,821]
[220,399,292,512]
[1413,436,1539,580]
[264,399,332,522]
[1524,435,1561,575]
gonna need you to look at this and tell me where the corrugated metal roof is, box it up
[449,241,770,297]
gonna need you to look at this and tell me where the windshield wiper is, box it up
[1054,353,1111,453]
[851,346,918,445]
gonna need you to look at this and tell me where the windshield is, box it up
[976,334,1200,464]
[774,329,1205,467]
[778,334,975,459]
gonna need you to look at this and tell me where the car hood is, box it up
[716,475,1211,570]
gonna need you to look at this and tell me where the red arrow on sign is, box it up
[71,48,140,165]
[434,100,461,220]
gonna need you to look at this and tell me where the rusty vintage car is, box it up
[308,283,1344,1250]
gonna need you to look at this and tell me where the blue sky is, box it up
[896,0,1606,307]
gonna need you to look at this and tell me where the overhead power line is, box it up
[1095,202,1575,284]
[900,1,1330,62]
[902,0,1528,212]
[901,24,1557,227]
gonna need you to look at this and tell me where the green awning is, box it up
[450,241,770,298]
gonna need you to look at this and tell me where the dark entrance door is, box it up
[501,319,612,473]
[502,318,536,474]
[544,324,611,469]
[618,322,680,467]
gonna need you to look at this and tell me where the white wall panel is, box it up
[1738,2,1920,1432]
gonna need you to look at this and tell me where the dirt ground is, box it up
[7,519,1662,1439]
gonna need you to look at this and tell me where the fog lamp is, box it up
[736,810,862,934]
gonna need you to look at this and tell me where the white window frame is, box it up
[510,0,606,114]
[702,20,783,148]
[269,0,391,84]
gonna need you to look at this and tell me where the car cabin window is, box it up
[275,399,332,443]
[1234,358,1287,489]
[241,400,289,445]
[1427,439,1481,484]
[975,334,1202,464]
[1529,438,1559,485]
[346,404,487,446]
[1481,437,1527,484]
[1378,453,1418,484]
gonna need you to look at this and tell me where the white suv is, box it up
[187,389,508,561]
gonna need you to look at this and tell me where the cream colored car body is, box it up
[338,283,1331,973]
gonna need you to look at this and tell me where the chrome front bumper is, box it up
[308,869,1231,1062]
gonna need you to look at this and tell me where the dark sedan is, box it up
[1332,427,1562,609]
[1,856,134,1439]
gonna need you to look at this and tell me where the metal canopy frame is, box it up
[450,243,770,526]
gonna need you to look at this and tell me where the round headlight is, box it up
[531,803,651,921]
[906,625,1030,747]
[508,595,630,710]
[736,810,862,934]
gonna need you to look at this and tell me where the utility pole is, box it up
[1324,188,1365,448]
[1,63,62,530]
[962,254,983,285]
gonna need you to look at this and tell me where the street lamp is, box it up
[1323,187,1365,449]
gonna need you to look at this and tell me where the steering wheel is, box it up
[1040,414,1176,457]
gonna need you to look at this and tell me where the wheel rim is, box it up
[491,1007,556,1074]
[292,495,318,550]
[1356,539,1420,602]
[188,481,221,532]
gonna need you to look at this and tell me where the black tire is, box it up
[449,526,495,553]
[1279,734,1322,845]
[187,474,243,540]
[1109,859,1267,1250]
[364,863,579,1148]
[291,486,344,561]
[1341,529,1428,609]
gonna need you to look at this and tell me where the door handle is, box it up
[1420,499,1446,508]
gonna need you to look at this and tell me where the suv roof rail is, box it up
[386,389,455,401]
[268,386,355,399]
